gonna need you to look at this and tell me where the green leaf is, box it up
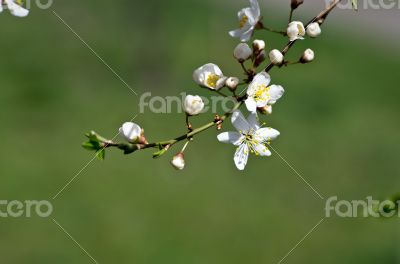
[152,148,168,159]
[82,141,98,151]
[96,149,106,160]
[351,0,358,10]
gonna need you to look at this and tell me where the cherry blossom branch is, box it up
[87,101,244,156]
[82,0,350,170]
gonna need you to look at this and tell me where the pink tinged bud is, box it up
[253,39,265,52]
[120,122,143,143]
[301,49,315,63]
[171,153,185,170]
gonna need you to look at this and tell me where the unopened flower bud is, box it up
[254,50,266,67]
[306,22,322,38]
[269,49,284,65]
[120,122,145,143]
[291,0,304,10]
[258,105,272,115]
[253,39,265,52]
[300,49,315,63]
[225,77,240,90]
[171,153,185,170]
[234,43,252,62]
[184,95,204,116]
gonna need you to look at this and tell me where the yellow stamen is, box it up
[206,74,220,88]
[239,15,249,28]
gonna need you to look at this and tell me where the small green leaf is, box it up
[82,141,98,151]
[152,148,168,159]
[96,149,106,160]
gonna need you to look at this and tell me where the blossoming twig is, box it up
[83,0,352,171]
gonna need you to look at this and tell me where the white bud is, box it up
[234,43,252,62]
[268,49,284,65]
[225,77,240,90]
[184,95,204,116]
[287,21,305,41]
[120,122,142,143]
[301,49,315,63]
[258,105,272,115]
[253,39,265,51]
[171,153,185,170]
[306,22,321,38]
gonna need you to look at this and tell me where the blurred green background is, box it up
[0,0,399,263]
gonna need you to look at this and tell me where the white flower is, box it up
[217,110,280,170]
[184,95,204,116]
[234,43,252,62]
[193,63,227,90]
[253,39,265,51]
[245,72,284,113]
[1,0,29,17]
[306,22,321,38]
[171,153,185,170]
[287,21,305,41]
[268,49,284,65]
[120,122,142,143]
[225,77,240,90]
[301,48,315,63]
[229,0,261,42]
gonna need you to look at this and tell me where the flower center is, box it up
[253,84,270,102]
[297,24,304,35]
[240,130,268,156]
[239,15,249,28]
[206,73,220,88]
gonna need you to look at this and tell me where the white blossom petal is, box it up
[255,128,280,142]
[217,132,243,146]
[245,97,257,113]
[247,112,260,130]
[254,143,272,156]
[268,85,285,104]
[5,0,29,17]
[231,110,250,132]
[247,72,271,95]
[234,144,249,170]
[249,0,260,19]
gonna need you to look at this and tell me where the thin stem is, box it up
[260,26,286,36]
[181,141,190,152]
[264,0,344,73]
[289,9,294,23]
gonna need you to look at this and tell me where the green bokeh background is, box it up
[0,0,399,263]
